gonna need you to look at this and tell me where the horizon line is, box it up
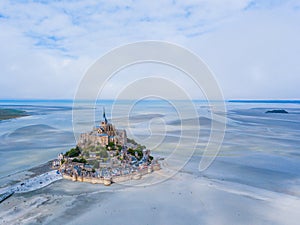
[0,98,300,102]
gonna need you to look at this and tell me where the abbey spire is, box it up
[103,107,108,124]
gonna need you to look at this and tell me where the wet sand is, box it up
[1,102,300,224]
[1,169,300,225]
[0,161,54,190]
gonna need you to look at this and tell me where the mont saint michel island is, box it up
[52,108,161,186]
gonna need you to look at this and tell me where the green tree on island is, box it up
[65,146,81,157]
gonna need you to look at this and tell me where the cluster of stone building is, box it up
[60,160,160,186]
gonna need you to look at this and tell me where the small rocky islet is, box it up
[265,109,288,114]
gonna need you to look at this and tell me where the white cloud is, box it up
[192,4,300,99]
[0,0,299,99]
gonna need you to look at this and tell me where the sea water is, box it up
[0,99,299,197]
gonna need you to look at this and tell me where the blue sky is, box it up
[0,0,299,99]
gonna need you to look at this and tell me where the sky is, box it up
[0,0,299,100]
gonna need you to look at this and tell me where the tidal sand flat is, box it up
[1,169,299,225]
[0,100,300,224]
[70,171,300,225]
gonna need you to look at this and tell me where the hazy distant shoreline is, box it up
[0,108,29,121]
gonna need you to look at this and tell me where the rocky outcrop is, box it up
[265,109,288,114]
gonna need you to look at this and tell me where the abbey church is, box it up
[77,108,127,149]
